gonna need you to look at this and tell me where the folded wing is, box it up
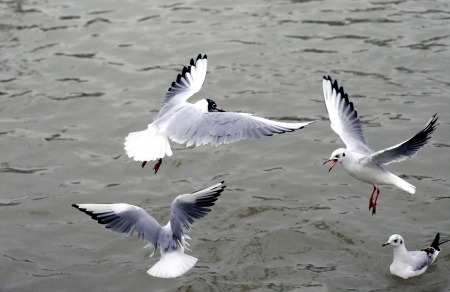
[322,76,372,155]
[72,203,161,249]
[170,182,226,243]
[363,114,438,165]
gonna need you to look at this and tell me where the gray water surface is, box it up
[1,0,450,291]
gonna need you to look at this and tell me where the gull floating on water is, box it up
[382,233,450,279]
[124,54,315,173]
[72,181,225,278]
[322,76,438,215]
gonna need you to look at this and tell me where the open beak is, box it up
[382,242,390,247]
[323,159,338,172]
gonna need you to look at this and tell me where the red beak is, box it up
[323,159,338,172]
[217,108,226,112]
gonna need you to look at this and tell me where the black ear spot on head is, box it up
[343,153,345,157]
[400,240,403,244]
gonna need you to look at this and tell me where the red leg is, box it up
[371,187,380,215]
[153,158,162,174]
[141,161,147,168]
[368,186,376,210]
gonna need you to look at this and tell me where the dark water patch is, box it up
[364,38,396,47]
[137,15,160,22]
[51,92,104,100]
[84,17,110,27]
[302,48,338,53]
[0,24,38,30]
[266,116,316,122]
[136,66,163,71]
[296,263,336,273]
[55,52,96,59]
[0,167,47,174]
[171,20,196,24]
[263,167,284,172]
[30,43,58,52]
[1,254,36,264]
[302,20,347,26]
[41,26,73,32]
[161,3,184,9]
[88,10,115,15]
[0,78,16,83]
[433,143,450,148]
[228,40,265,45]
[45,134,77,142]
[56,78,88,83]
[278,20,298,25]
[106,62,124,66]
[9,90,31,97]
[59,15,81,20]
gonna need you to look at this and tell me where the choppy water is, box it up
[1,0,449,291]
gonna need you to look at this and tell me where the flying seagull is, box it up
[124,54,315,173]
[382,233,449,279]
[322,75,438,215]
[72,181,225,278]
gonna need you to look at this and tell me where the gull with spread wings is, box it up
[73,182,225,278]
[322,76,438,215]
[124,54,315,173]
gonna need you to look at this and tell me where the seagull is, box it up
[72,181,225,278]
[124,54,315,173]
[382,233,450,279]
[322,76,438,215]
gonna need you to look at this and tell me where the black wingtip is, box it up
[190,58,195,66]
[72,204,79,209]
[204,54,207,59]
[431,233,440,249]
[196,54,202,61]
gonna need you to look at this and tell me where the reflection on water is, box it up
[0,0,449,291]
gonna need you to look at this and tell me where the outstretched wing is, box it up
[363,114,438,165]
[322,76,372,155]
[170,182,226,243]
[165,105,315,147]
[72,203,161,249]
[163,54,207,105]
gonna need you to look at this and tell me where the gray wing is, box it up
[170,182,225,243]
[362,114,438,165]
[408,250,433,271]
[165,105,315,147]
[322,76,373,155]
[163,54,207,105]
[72,203,161,249]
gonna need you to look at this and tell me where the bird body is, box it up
[383,233,449,279]
[73,181,225,278]
[322,76,438,214]
[124,54,314,173]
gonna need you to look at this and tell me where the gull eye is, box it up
[343,153,345,157]
[394,239,398,243]
[336,155,340,158]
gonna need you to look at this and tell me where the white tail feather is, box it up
[390,173,416,194]
[124,126,172,162]
[147,248,198,278]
